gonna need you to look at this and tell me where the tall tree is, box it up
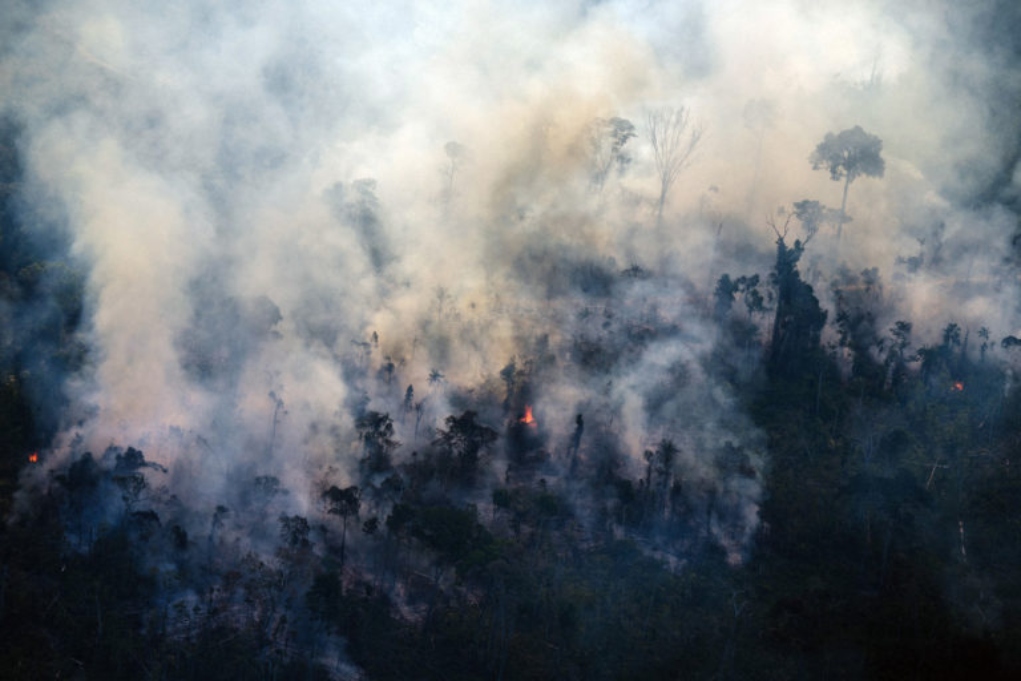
[647,107,703,226]
[768,223,827,377]
[323,485,361,570]
[809,125,885,237]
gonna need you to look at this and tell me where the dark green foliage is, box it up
[432,410,498,484]
[917,322,968,385]
[114,446,167,474]
[323,484,360,567]
[768,235,827,378]
[356,410,399,475]
[279,514,312,550]
[714,272,739,319]
[407,504,495,566]
[832,267,887,390]
[323,484,360,519]
[715,273,765,326]
[9,255,1021,681]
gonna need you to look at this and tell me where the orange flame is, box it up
[519,405,535,425]
[952,382,964,392]
[28,452,38,463]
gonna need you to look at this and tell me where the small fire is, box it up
[952,381,964,392]
[28,452,38,463]
[519,405,535,425]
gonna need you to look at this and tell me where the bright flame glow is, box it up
[519,406,535,425]
[952,382,964,392]
[28,453,38,463]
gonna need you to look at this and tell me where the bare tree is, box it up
[647,106,703,225]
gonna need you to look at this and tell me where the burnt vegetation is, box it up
[3,113,1021,681]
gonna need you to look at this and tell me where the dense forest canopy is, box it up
[2,0,1021,678]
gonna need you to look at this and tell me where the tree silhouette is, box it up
[792,199,844,242]
[809,125,884,237]
[647,107,703,226]
[767,221,827,377]
[433,410,498,484]
[356,411,399,475]
[324,485,361,570]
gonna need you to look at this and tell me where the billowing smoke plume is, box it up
[3,0,1020,579]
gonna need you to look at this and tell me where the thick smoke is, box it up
[4,0,1021,578]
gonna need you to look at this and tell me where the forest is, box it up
[2,1,1021,679]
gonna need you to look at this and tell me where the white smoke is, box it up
[3,0,1019,563]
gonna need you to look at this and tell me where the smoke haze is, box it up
[4,0,1021,565]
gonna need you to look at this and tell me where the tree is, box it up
[647,106,703,225]
[884,320,915,393]
[267,390,285,457]
[714,273,764,322]
[111,446,166,513]
[809,125,885,237]
[323,485,361,569]
[433,410,498,484]
[402,384,414,421]
[588,117,636,191]
[643,438,679,521]
[767,223,827,378]
[279,514,312,551]
[833,267,886,387]
[356,411,399,475]
[978,326,991,362]
[791,199,845,242]
[326,178,390,272]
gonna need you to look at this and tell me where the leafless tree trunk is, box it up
[647,107,703,226]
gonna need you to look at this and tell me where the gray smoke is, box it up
[4,0,1020,570]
